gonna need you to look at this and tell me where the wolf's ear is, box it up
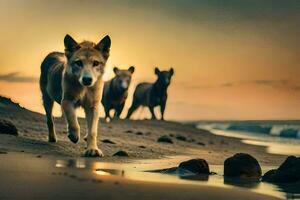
[128,66,135,74]
[64,34,80,59]
[170,67,174,76]
[95,35,111,59]
[155,67,160,75]
[113,67,119,74]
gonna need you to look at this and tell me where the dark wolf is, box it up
[126,67,174,120]
[39,34,111,157]
[101,66,135,121]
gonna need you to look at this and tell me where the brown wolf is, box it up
[126,67,174,120]
[39,34,111,157]
[101,66,135,121]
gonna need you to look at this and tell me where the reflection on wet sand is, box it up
[224,177,260,188]
[55,159,86,169]
[53,157,300,200]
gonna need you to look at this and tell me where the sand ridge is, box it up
[0,98,286,165]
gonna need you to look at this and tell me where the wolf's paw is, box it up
[84,148,104,157]
[67,129,79,144]
[48,136,57,143]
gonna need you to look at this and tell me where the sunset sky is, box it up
[0,0,299,120]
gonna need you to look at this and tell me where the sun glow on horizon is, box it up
[0,0,299,120]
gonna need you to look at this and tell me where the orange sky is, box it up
[0,0,299,120]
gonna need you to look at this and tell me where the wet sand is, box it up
[0,152,282,200]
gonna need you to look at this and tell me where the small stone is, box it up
[0,119,18,136]
[178,158,210,174]
[36,155,42,158]
[138,145,146,149]
[157,135,173,144]
[176,135,187,141]
[135,131,143,135]
[197,142,205,146]
[113,150,129,157]
[125,130,133,133]
[101,139,116,144]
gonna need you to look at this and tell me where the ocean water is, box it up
[196,120,300,156]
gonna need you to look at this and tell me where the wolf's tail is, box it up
[39,52,65,92]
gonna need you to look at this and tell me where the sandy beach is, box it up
[0,97,286,165]
[0,97,289,199]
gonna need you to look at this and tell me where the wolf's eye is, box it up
[93,60,100,67]
[74,60,83,67]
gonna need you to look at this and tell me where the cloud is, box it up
[0,72,38,83]
[181,79,300,91]
[221,79,289,87]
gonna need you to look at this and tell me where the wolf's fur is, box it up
[40,34,111,157]
[101,66,134,120]
[126,67,174,120]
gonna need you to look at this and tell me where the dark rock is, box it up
[224,153,262,179]
[169,134,174,137]
[176,135,187,141]
[113,150,129,157]
[138,145,146,149]
[101,139,116,144]
[178,158,210,174]
[135,131,143,135]
[36,155,42,158]
[157,135,173,144]
[0,119,18,136]
[197,142,205,146]
[0,151,7,154]
[125,130,133,133]
[262,156,300,183]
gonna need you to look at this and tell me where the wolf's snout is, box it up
[121,81,128,89]
[165,78,170,85]
[82,76,93,86]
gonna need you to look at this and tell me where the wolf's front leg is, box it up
[61,99,80,143]
[84,105,103,157]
